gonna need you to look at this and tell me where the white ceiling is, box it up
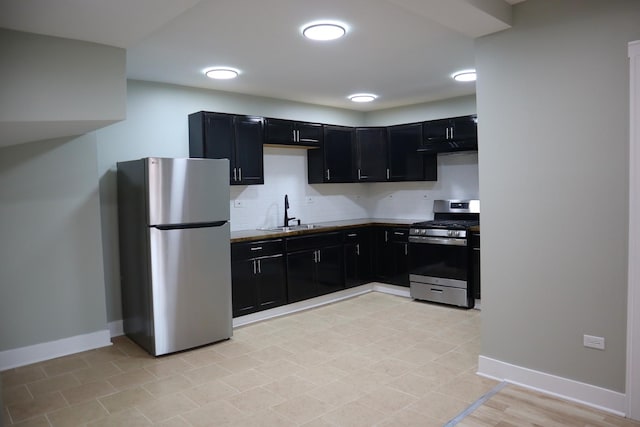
[0,0,525,112]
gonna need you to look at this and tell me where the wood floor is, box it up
[459,383,640,427]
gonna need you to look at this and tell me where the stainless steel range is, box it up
[409,200,479,308]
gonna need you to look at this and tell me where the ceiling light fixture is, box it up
[302,21,347,41]
[452,69,477,82]
[348,93,378,103]
[204,67,239,80]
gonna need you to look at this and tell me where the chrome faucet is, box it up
[284,194,297,227]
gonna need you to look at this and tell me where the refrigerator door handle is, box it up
[153,221,227,230]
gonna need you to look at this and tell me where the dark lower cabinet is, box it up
[373,227,410,287]
[286,232,344,302]
[231,240,286,317]
[343,228,372,288]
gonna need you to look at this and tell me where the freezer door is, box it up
[147,157,230,226]
[148,223,232,355]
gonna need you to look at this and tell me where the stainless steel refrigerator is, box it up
[117,157,232,356]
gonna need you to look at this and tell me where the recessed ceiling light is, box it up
[204,67,239,80]
[452,69,477,82]
[302,21,347,41]
[348,93,378,103]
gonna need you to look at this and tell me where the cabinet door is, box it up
[316,245,344,296]
[451,115,477,141]
[390,240,410,287]
[297,122,323,146]
[188,112,235,180]
[355,127,387,181]
[387,123,424,181]
[373,228,394,280]
[256,254,287,310]
[422,118,451,142]
[265,118,295,145]
[287,250,318,303]
[322,125,355,182]
[233,116,264,185]
[231,259,258,317]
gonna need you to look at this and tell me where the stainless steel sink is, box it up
[261,224,323,232]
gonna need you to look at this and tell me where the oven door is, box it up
[409,236,468,283]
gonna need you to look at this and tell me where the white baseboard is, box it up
[108,320,124,337]
[372,282,411,298]
[233,284,374,328]
[478,355,627,417]
[0,329,112,371]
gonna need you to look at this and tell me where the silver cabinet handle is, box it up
[238,167,242,181]
[257,259,261,274]
[253,259,257,274]
[356,243,360,256]
[473,247,481,251]
[358,169,361,180]
[386,168,390,180]
[297,130,300,142]
[317,250,321,263]
[394,231,405,236]
[293,129,297,141]
[326,169,330,180]
[385,231,388,242]
[446,128,449,139]
[451,126,454,139]
[250,246,263,251]
[313,251,317,263]
[404,243,408,256]
[347,233,357,237]
[233,168,237,181]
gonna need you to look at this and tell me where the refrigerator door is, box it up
[148,222,232,355]
[147,157,230,226]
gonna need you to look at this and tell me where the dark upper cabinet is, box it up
[421,114,478,153]
[231,239,287,317]
[387,123,437,182]
[355,127,388,182]
[308,125,355,183]
[189,111,264,185]
[265,118,323,148]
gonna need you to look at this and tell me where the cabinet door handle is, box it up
[385,231,388,242]
[356,243,360,256]
[358,169,361,180]
[347,233,357,237]
[473,247,481,251]
[238,167,242,181]
[293,129,297,141]
[233,168,237,181]
[326,169,330,180]
[446,127,449,139]
[257,259,261,274]
[317,250,321,263]
[297,130,300,142]
[252,259,257,274]
[386,168,390,180]
[394,231,405,236]
[313,251,317,263]
[451,126,454,139]
[404,243,408,256]
[250,246,263,251]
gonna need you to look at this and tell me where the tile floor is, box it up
[1,292,636,426]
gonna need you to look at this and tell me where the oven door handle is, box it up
[409,236,467,246]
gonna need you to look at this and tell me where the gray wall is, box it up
[0,134,108,351]
[364,95,476,126]
[0,29,126,147]
[476,0,640,392]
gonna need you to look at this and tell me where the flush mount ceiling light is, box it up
[204,67,239,80]
[452,69,477,82]
[302,21,347,41]
[348,93,378,103]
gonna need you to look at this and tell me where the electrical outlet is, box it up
[233,200,245,208]
[583,334,605,350]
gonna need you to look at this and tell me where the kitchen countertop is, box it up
[230,218,424,243]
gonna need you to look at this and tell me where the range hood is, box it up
[417,138,478,154]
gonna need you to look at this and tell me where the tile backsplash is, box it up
[229,147,479,231]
